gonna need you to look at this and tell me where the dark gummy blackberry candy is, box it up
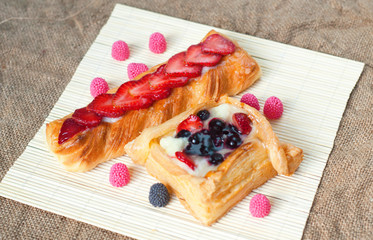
[149,183,170,207]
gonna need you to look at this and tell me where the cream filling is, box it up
[102,116,123,123]
[201,66,216,75]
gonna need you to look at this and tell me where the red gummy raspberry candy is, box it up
[241,93,260,111]
[112,40,130,61]
[149,32,167,54]
[127,63,149,80]
[263,96,283,119]
[109,163,130,187]
[250,194,271,218]
[90,77,109,98]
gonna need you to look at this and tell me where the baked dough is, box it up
[46,30,261,172]
[125,96,303,225]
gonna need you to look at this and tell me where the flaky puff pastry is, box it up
[46,30,261,172]
[125,96,303,226]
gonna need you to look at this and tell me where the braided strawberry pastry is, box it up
[46,30,261,172]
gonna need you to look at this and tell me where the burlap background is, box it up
[1,0,372,239]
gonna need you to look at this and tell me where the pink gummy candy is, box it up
[127,63,149,80]
[241,93,260,111]
[149,32,167,54]
[109,163,130,187]
[90,77,109,97]
[263,96,283,120]
[112,40,130,61]
[250,194,271,218]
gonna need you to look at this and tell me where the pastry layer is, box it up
[125,96,303,225]
[46,30,261,172]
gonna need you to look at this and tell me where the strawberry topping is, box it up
[72,107,103,127]
[175,151,196,170]
[185,44,222,66]
[113,82,153,110]
[177,114,203,133]
[165,52,202,78]
[87,93,125,117]
[201,34,235,55]
[232,113,252,134]
[60,33,236,145]
[148,65,189,90]
[58,118,87,144]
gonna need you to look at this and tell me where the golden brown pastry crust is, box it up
[125,96,304,225]
[46,30,261,172]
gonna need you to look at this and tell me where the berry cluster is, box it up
[174,110,252,169]
[58,34,236,144]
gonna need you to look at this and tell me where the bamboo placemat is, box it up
[0,4,364,240]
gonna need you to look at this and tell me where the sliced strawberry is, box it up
[127,77,171,101]
[165,52,202,78]
[87,93,125,117]
[177,114,203,133]
[150,73,189,90]
[127,78,152,97]
[113,82,153,110]
[72,107,103,127]
[232,113,252,134]
[150,88,172,100]
[148,65,189,90]
[58,118,88,144]
[154,64,166,75]
[175,151,196,170]
[201,34,236,55]
[185,44,222,66]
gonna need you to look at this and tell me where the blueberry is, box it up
[197,110,210,121]
[201,129,210,135]
[209,153,224,165]
[189,133,200,144]
[190,132,206,144]
[230,132,241,140]
[199,145,210,156]
[176,129,191,138]
[185,143,199,155]
[227,124,239,134]
[226,139,238,149]
[209,118,226,133]
[211,133,224,150]
[226,135,242,149]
